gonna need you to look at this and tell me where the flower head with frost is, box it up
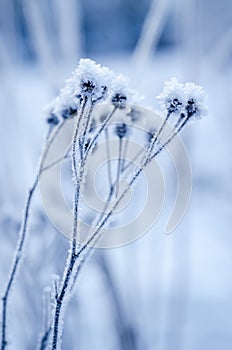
[44,59,116,123]
[44,78,80,123]
[73,58,116,102]
[110,74,139,109]
[114,122,128,138]
[184,82,207,120]
[157,77,186,115]
[110,74,129,108]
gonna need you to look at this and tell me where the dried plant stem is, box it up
[71,97,88,252]
[51,105,118,349]
[122,111,170,175]
[51,98,89,350]
[0,121,65,350]
[115,138,123,196]
[122,136,129,170]
[38,327,51,350]
[81,104,94,154]
[145,112,171,161]
[69,173,116,287]
[37,288,51,350]
[84,106,117,161]
[105,128,113,192]
[148,116,188,163]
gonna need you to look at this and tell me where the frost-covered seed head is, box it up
[45,59,137,124]
[185,99,198,118]
[109,73,138,107]
[62,107,77,119]
[46,113,60,126]
[169,98,182,113]
[81,80,96,95]
[157,78,207,122]
[44,82,80,121]
[115,123,128,138]
[157,77,186,115]
[112,93,127,109]
[184,82,207,120]
[74,59,115,103]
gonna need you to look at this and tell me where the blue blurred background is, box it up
[0,0,232,349]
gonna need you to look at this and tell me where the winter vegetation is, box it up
[0,0,231,349]
[0,56,206,349]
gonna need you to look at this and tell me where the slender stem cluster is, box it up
[50,99,118,349]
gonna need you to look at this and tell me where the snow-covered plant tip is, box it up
[0,59,207,350]
[157,77,207,120]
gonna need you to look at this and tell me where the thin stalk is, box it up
[78,104,93,161]
[115,138,123,197]
[38,327,51,350]
[121,112,170,175]
[51,105,118,349]
[148,116,189,163]
[50,106,119,348]
[105,128,113,192]
[84,106,117,162]
[69,177,115,292]
[121,136,129,171]
[41,153,69,172]
[121,148,145,173]
[81,104,94,156]
[36,288,51,350]
[38,186,114,349]
[145,112,171,162]
[51,255,76,350]
[51,97,89,350]
[0,120,66,350]
[71,97,88,252]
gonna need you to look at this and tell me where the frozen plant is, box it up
[0,58,206,349]
[44,64,207,349]
[49,59,125,350]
